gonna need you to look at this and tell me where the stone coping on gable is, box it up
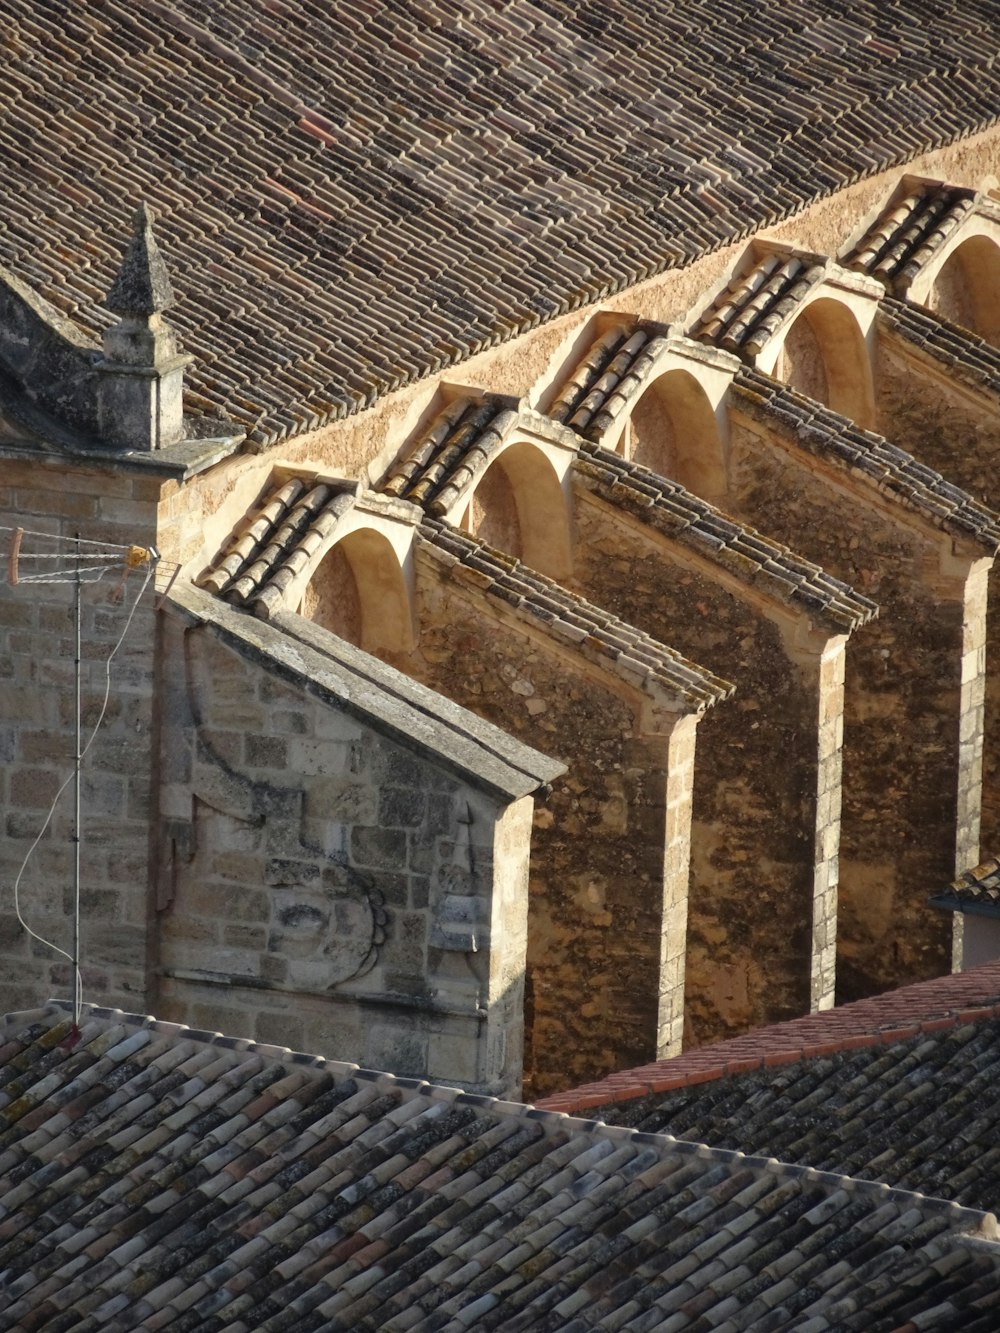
[732,366,1000,551]
[536,960,1000,1114]
[170,580,564,802]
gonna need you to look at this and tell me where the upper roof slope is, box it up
[4,0,1000,447]
[3,1002,1000,1332]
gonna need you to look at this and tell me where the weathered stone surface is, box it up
[393,543,698,1096]
[105,204,175,318]
[572,487,848,1042]
[155,590,549,1096]
[726,405,984,999]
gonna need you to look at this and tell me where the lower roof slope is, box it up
[4,0,1000,446]
[2,1003,1000,1332]
[597,1011,1000,1216]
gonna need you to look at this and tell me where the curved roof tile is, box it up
[4,0,1000,445]
[2,1002,999,1331]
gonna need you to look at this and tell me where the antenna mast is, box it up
[73,534,83,1026]
[4,525,161,1022]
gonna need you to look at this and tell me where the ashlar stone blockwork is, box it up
[155,587,561,1098]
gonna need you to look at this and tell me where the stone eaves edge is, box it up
[4,999,996,1241]
[877,298,1000,405]
[573,447,877,636]
[416,525,734,716]
[168,582,565,803]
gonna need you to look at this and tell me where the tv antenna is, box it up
[3,525,164,1027]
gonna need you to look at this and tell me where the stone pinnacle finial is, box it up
[105,202,174,317]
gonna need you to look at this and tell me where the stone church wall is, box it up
[154,594,542,1098]
[875,331,1000,861]
[400,551,698,1095]
[0,457,161,1014]
[571,488,845,1042]
[727,414,985,997]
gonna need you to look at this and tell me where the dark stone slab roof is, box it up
[575,442,878,635]
[3,1002,1000,1332]
[5,1,1000,448]
[931,857,1000,919]
[878,295,1000,398]
[595,1010,1000,1220]
[732,367,1000,550]
[692,251,828,355]
[844,182,977,287]
[419,518,734,713]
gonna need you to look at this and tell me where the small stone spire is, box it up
[105,202,175,318]
[98,202,191,451]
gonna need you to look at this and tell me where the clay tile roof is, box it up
[199,476,361,618]
[4,1001,1000,1332]
[576,998,1000,1219]
[878,296,1000,399]
[692,251,827,355]
[383,395,524,514]
[418,518,734,713]
[5,1,1000,447]
[574,442,878,634]
[549,322,674,438]
[845,183,977,287]
[931,857,1000,918]
[537,955,1000,1110]
[732,366,1000,551]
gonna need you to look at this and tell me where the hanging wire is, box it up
[10,549,158,1015]
[0,523,150,550]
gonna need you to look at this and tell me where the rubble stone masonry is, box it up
[571,486,847,1042]
[399,550,699,1095]
[876,326,1000,864]
[727,411,987,998]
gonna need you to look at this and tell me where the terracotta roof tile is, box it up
[692,252,827,355]
[4,0,1000,446]
[382,395,532,515]
[199,478,366,618]
[2,1002,1000,1331]
[537,960,1000,1116]
[931,857,1000,918]
[845,183,977,288]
